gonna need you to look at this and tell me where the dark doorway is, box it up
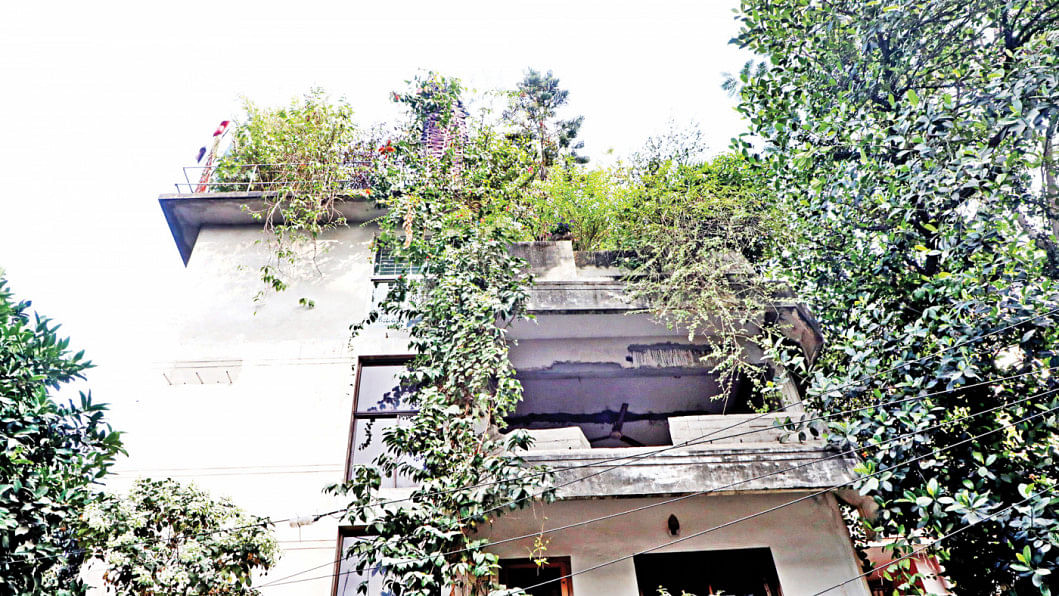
[498,557,573,596]
[634,548,782,596]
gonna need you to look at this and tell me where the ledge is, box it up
[158,191,385,265]
[521,444,857,498]
[668,413,815,446]
[519,427,592,451]
[525,280,645,313]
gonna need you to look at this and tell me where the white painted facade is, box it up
[100,219,391,595]
[479,493,866,596]
[91,194,872,595]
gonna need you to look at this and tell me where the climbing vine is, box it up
[213,89,376,303]
[620,155,793,403]
[206,76,809,593]
[330,73,553,595]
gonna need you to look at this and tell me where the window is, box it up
[633,548,782,596]
[370,248,421,328]
[498,557,573,596]
[346,358,418,488]
[373,247,421,278]
[333,530,388,596]
[369,281,403,327]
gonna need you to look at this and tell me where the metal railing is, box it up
[173,161,374,194]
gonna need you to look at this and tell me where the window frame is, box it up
[372,246,421,281]
[343,355,418,484]
[632,547,782,596]
[369,246,423,328]
[333,535,574,596]
[332,527,381,596]
[498,556,573,596]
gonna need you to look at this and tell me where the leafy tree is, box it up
[735,0,1059,592]
[525,165,631,250]
[504,68,588,177]
[81,478,278,595]
[0,277,123,595]
[629,119,710,174]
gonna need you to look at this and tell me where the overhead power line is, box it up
[14,308,1056,583]
[110,361,1055,482]
[258,392,1059,589]
[351,306,1059,514]
[811,487,1057,595]
[512,402,1059,593]
[157,306,1059,586]
[514,404,1059,592]
[121,307,1059,526]
[258,383,1059,589]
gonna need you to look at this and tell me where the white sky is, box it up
[0,0,749,406]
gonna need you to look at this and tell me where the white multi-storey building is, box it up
[92,185,881,595]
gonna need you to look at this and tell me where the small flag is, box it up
[196,120,231,192]
[196,147,207,163]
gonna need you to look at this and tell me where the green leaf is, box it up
[907,89,920,107]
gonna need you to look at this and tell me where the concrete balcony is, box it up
[523,442,853,499]
[517,417,845,499]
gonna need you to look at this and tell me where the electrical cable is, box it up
[13,309,1057,578]
[249,307,1059,584]
[257,391,1059,589]
[252,366,1059,588]
[117,309,1059,522]
[442,332,1059,525]
[257,382,1059,589]
[0,508,351,566]
[347,307,1059,513]
[511,402,1059,593]
[811,487,1057,595]
[468,387,1059,553]
[96,365,1057,492]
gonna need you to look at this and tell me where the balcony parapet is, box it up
[513,420,845,498]
[510,241,823,360]
[668,413,818,446]
[526,281,644,313]
[521,442,855,498]
[158,191,383,265]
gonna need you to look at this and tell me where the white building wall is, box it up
[479,492,870,596]
[94,224,867,596]
[97,224,393,595]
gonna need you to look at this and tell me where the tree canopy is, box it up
[735,0,1059,592]
[0,277,123,595]
[504,68,588,176]
[81,478,278,595]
